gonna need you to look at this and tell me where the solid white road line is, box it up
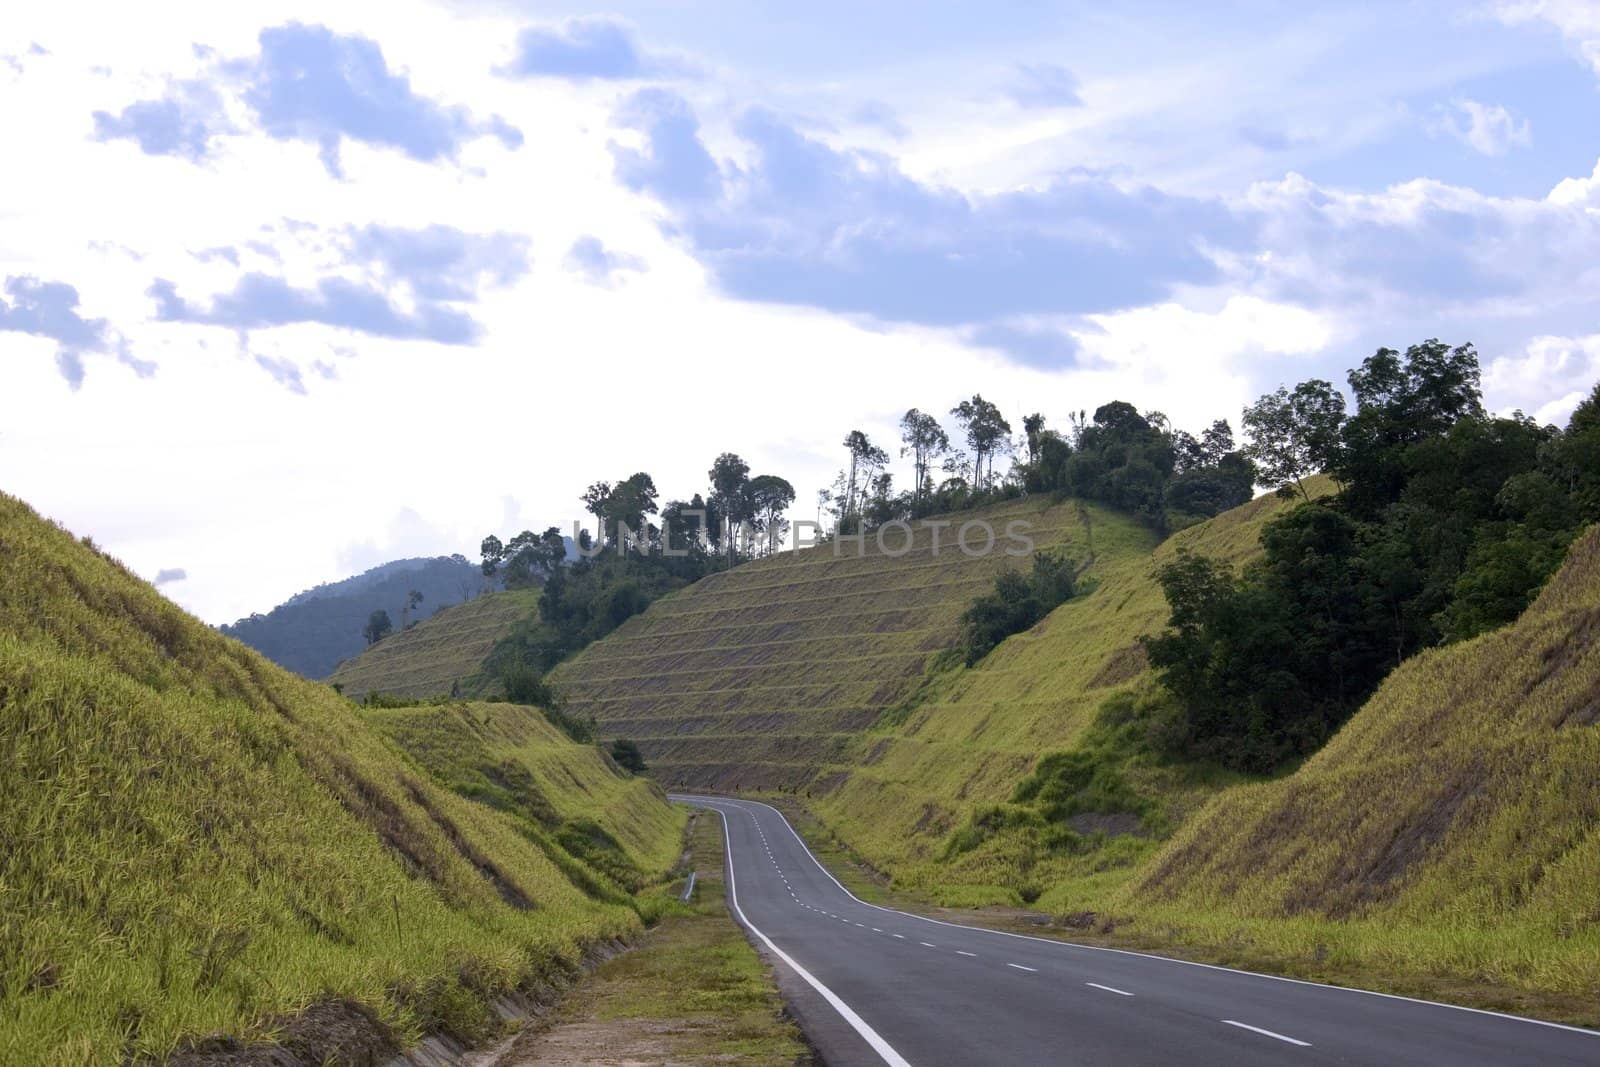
[1222,1021,1312,1047]
[1008,964,1038,973]
[1086,983,1133,997]
[712,809,914,1067]
[676,796,1600,1042]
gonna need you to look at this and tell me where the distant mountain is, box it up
[220,555,489,679]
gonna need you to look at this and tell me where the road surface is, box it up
[673,794,1600,1067]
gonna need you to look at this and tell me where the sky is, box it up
[2,0,1598,625]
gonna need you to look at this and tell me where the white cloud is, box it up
[1484,332,1600,424]
[1497,0,1600,78]
[1428,98,1532,156]
[1548,155,1600,206]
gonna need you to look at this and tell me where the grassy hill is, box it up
[328,589,541,699]
[553,495,1106,789]
[220,555,485,679]
[0,493,683,1064]
[804,484,1319,902]
[1101,523,1600,995]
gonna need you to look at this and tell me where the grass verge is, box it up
[504,812,815,1065]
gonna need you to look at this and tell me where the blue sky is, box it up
[1,0,1597,623]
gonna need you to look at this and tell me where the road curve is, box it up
[673,794,1600,1067]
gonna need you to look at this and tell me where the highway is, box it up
[672,794,1600,1066]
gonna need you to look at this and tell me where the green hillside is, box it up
[328,588,541,699]
[0,493,683,1064]
[553,495,1104,789]
[1107,523,1600,994]
[809,483,1323,902]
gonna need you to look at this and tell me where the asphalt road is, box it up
[673,794,1600,1067]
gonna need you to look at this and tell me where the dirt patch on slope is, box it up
[1087,644,1148,689]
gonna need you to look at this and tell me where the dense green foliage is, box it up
[957,552,1080,665]
[610,738,648,774]
[219,554,484,678]
[1145,343,1600,771]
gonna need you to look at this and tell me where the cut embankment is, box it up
[1100,525,1600,995]
[0,493,683,1065]
[806,484,1322,893]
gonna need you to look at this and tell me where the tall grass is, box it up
[0,493,683,1063]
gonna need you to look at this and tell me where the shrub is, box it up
[957,552,1078,665]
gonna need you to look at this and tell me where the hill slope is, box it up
[220,555,485,679]
[808,484,1319,901]
[553,496,1110,789]
[0,493,683,1064]
[328,589,542,699]
[1111,524,1600,992]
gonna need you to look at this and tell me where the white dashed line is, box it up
[1222,1021,1312,1047]
[956,950,977,957]
[1086,982,1133,996]
[1007,964,1038,973]
[919,941,937,948]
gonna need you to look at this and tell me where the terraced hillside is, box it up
[553,482,1326,914]
[328,588,541,699]
[0,493,683,1064]
[1110,523,1600,994]
[554,496,1136,788]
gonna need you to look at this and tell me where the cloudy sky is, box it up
[2,0,1598,625]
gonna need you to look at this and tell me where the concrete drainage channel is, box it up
[382,939,633,1067]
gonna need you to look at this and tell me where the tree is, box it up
[748,474,797,554]
[501,527,567,587]
[1337,341,1484,515]
[400,589,423,629]
[362,609,393,645]
[1241,379,1346,501]
[900,409,950,509]
[950,395,1011,489]
[708,453,751,564]
[604,472,660,549]
[1022,413,1046,464]
[480,535,504,579]
[580,480,612,545]
[609,738,647,774]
